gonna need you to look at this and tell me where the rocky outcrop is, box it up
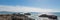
[0,13,35,20]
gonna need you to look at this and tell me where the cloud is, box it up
[0,5,53,12]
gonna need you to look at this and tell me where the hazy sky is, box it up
[0,0,60,12]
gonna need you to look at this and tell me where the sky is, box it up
[0,0,60,12]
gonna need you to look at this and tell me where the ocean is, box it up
[0,11,60,20]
